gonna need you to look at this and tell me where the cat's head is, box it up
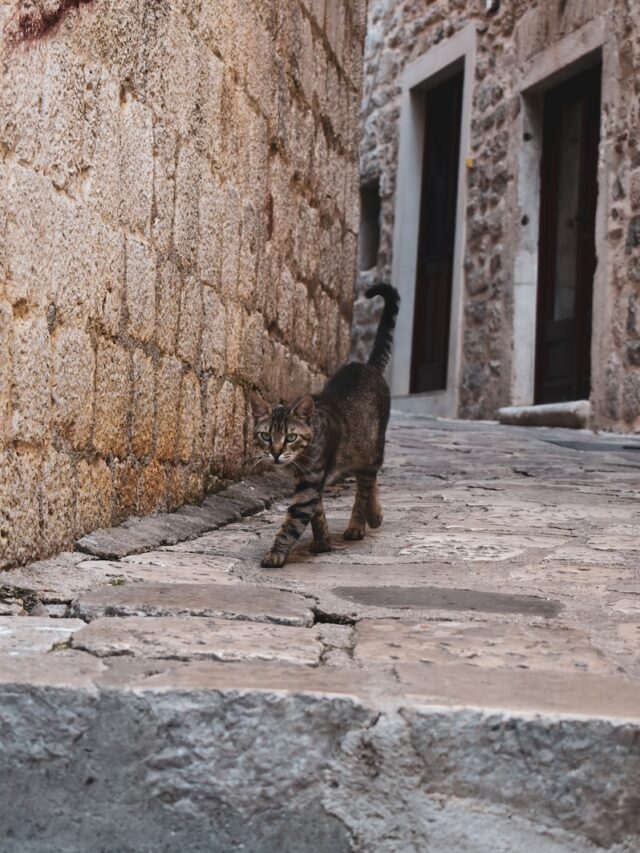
[249,392,315,467]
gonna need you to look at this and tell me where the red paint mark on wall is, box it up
[9,0,93,44]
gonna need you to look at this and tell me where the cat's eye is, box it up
[258,432,271,442]
[285,433,298,443]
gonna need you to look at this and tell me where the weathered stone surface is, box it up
[0,656,637,852]
[75,495,244,559]
[0,551,118,603]
[0,0,362,569]
[71,582,315,627]
[0,617,85,654]
[88,552,240,586]
[71,616,323,665]
[355,618,614,674]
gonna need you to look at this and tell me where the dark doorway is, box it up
[535,64,601,403]
[410,70,463,393]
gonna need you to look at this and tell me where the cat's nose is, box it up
[272,450,282,462]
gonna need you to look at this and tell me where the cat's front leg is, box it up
[261,478,322,568]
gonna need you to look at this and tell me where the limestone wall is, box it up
[0,0,366,568]
[354,0,640,430]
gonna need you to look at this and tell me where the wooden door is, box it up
[535,65,601,403]
[410,71,463,393]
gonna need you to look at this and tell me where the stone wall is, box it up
[0,0,366,568]
[354,0,640,430]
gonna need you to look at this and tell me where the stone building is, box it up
[353,0,640,431]
[0,0,366,568]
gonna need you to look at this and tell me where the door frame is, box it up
[389,25,476,417]
[513,18,608,408]
[534,64,601,404]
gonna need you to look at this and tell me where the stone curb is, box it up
[74,469,290,561]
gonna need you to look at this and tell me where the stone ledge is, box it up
[498,400,591,429]
[74,470,290,561]
[0,657,637,852]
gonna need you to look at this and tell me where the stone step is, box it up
[0,653,638,853]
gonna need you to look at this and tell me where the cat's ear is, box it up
[249,391,271,420]
[291,395,315,423]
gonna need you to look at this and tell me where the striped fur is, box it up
[249,285,400,568]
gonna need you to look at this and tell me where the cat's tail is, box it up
[366,283,400,372]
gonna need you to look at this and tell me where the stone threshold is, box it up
[498,400,591,429]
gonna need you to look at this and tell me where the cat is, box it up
[249,284,400,568]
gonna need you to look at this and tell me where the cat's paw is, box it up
[310,539,332,554]
[366,511,383,529]
[261,550,286,568]
[343,526,365,541]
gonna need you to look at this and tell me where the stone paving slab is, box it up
[81,552,241,586]
[355,617,615,673]
[0,617,85,654]
[397,661,640,719]
[71,582,316,627]
[71,616,324,665]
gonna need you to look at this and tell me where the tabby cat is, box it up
[250,284,400,568]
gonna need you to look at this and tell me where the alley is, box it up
[1,412,640,852]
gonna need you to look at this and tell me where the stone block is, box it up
[631,169,640,212]
[39,42,85,189]
[292,281,309,354]
[166,465,186,511]
[201,288,226,374]
[125,236,155,343]
[220,185,242,300]
[156,260,180,355]
[0,39,45,165]
[224,302,246,378]
[197,175,222,287]
[277,266,294,339]
[176,277,203,367]
[213,379,235,468]
[0,302,11,447]
[138,461,167,516]
[82,68,120,225]
[53,327,94,450]
[112,460,140,520]
[76,458,112,536]
[174,144,202,272]
[0,449,41,568]
[118,93,153,235]
[4,166,53,311]
[202,376,221,467]
[241,311,265,381]
[11,317,51,444]
[197,53,224,165]
[40,447,76,555]
[93,339,130,458]
[94,222,125,338]
[151,121,177,255]
[237,203,259,305]
[245,18,276,110]
[178,371,202,464]
[156,356,182,461]
[131,349,155,458]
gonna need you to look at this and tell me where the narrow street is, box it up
[1,413,639,852]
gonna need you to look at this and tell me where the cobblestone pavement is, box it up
[1,413,640,852]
